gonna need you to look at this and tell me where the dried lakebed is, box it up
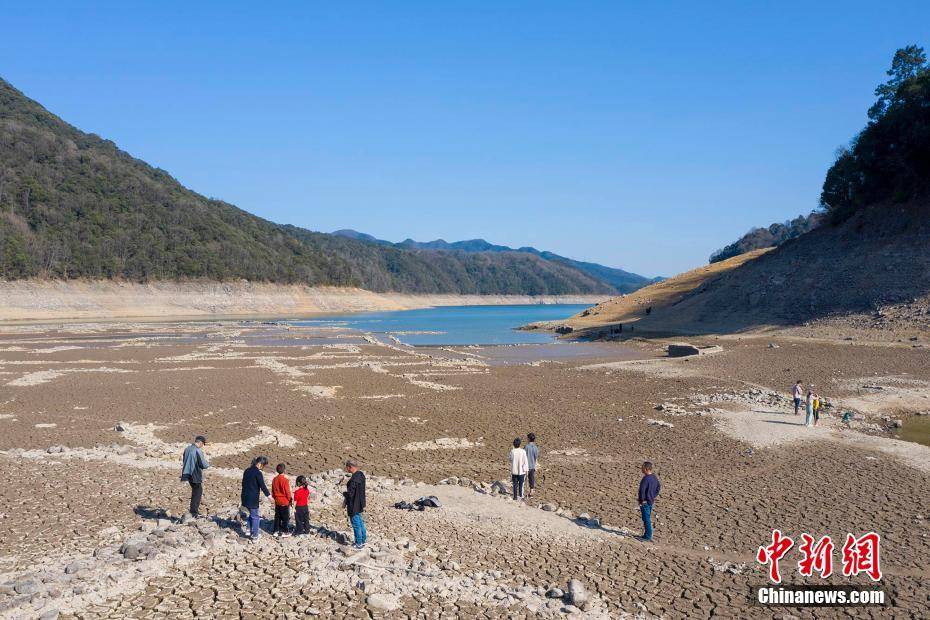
[0,321,928,618]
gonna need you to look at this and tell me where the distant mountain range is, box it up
[333,230,659,293]
[0,77,652,296]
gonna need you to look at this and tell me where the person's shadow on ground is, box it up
[133,504,248,537]
[134,504,353,543]
[565,512,640,540]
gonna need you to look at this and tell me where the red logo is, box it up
[798,533,834,578]
[756,529,794,584]
[757,531,882,583]
[841,532,882,581]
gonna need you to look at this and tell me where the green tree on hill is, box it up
[868,45,928,120]
[821,45,930,220]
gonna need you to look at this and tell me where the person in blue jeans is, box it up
[637,461,661,542]
[241,456,270,541]
[343,459,367,548]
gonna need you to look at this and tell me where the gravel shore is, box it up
[0,322,927,618]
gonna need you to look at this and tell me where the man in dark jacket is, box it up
[241,456,270,541]
[638,461,661,542]
[180,435,209,518]
[343,459,367,549]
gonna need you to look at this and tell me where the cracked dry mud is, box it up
[0,321,927,619]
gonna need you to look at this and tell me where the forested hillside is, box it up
[709,212,825,263]
[333,230,657,293]
[820,45,930,220]
[0,78,618,295]
[710,46,930,266]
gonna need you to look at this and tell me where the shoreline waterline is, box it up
[0,280,607,325]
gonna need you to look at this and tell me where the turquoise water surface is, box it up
[292,304,589,346]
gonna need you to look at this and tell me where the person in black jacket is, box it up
[637,461,661,542]
[343,459,367,549]
[241,456,270,541]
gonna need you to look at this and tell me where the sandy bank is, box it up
[0,280,606,323]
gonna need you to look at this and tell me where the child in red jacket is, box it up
[271,463,292,537]
[293,475,313,535]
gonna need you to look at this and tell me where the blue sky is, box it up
[2,2,927,276]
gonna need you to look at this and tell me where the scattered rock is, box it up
[366,593,400,611]
[567,578,588,609]
[647,419,674,428]
[490,480,508,495]
[13,579,39,595]
[120,542,143,560]
[708,558,746,574]
[653,402,688,416]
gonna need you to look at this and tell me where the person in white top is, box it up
[805,386,817,427]
[792,380,803,415]
[509,437,529,501]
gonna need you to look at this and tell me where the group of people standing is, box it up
[181,432,661,548]
[240,456,367,547]
[792,380,825,427]
[507,434,661,542]
[180,438,368,548]
[507,433,540,500]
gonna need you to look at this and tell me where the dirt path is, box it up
[711,407,930,473]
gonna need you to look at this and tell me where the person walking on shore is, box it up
[805,386,816,428]
[180,435,209,518]
[638,461,661,542]
[271,463,293,537]
[509,438,529,501]
[525,433,540,498]
[343,459,367,549]
[241,456,271,542]
[792,380,803,415]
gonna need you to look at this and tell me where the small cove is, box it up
[290,304,589,346]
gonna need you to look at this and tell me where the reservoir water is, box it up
[291,304,589,346]
[897,415,930,448]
